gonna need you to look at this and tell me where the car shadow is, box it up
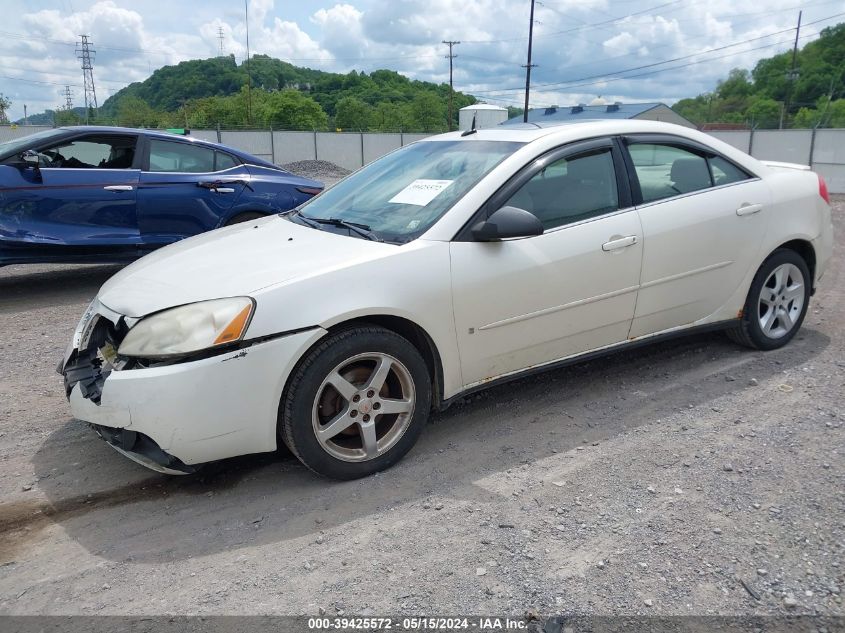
[7,327,829,565]
[0,264,123,313]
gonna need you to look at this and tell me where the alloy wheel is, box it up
[757,262,805,339]
[311,352,416,462]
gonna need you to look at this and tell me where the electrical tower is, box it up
[62,85,74,110]
[442,40,460,131]
[217,26,226,56]
[76,34,97,122]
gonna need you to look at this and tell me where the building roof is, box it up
[460,104,507,111]
[502,102,670,125]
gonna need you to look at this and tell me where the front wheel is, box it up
[280,326,432,479]
[727,248,811,350]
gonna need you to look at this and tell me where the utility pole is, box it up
[522,0,537,123]
[781,10,802,129]
[23,104,27,126]
[244,0,252,126]
[442,40,460,131]
[217,26,226,56]
[76,34,98,124]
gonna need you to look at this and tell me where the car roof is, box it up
[57,125,280,170]
[425,119,702,144]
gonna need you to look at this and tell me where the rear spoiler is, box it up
[761,160,811,171]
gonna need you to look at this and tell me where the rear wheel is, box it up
[224,211,265,226]
[280,326,431,480]
[727,248,810,350]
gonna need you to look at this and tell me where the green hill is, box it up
[672,23,845,128]
[65,55,476,132]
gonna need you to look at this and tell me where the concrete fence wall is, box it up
[709,128,845,193]
[3,125,845,192]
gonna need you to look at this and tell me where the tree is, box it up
[0,93,10,124]
[256,89,328,130]
[792,106,822,128]
[717,69,753,100]
[410,92,446,132]
[117,96,162,127]
[747,97,781,128]
[372,101,409,131]
[55,109,83,126]
[334,96,373,131]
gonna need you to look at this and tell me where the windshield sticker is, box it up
[389,179,453,206]
[406,219,421,230]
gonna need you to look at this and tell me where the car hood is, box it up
[98,216,396,317]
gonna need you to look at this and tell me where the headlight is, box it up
[118,297,255,359]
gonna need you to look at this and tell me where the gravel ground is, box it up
[0,197,842,618]
[281,160,351,187]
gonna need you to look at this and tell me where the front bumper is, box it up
[62,324,327,469]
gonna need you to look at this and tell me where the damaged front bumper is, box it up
[59,299,327,472]
[91,424,198,475]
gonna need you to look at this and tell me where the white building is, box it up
[459,104,509,130]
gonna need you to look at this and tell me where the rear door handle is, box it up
[103,185,133,192]
[602,235,638,251]
[736,203,762,216]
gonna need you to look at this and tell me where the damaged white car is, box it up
[60,120,834,479]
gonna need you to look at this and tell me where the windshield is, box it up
[0,128,68,159]
[294,139,523,243]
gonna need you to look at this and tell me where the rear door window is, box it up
[148,139,215,173]
[628,143,712,203]
[708,155,751,186]
[215,151,239,171]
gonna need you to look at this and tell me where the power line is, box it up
[475,33,818,101]
[461,0,684,44]
[472,11,845,96]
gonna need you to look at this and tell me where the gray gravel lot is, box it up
[0,196,842,617]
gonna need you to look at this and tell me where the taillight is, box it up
[296,186,323,196]
[818,173,830,205]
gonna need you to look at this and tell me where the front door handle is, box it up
[212,187,236,193]
[736,203,762,216]
[103,185,133,192]
[602,235,638,251]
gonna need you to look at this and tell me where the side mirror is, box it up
[20,150,39,166]
[471,206,543,241]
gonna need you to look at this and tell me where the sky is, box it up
[1,0,843,121]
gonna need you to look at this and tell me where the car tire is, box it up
[224,212,265,226]
[727,248,811,351]
[279,325,432,480]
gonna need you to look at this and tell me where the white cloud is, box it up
[1,0,838,120]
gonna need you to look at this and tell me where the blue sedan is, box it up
[0,126,323,265]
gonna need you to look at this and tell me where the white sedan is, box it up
[59,120,834,479]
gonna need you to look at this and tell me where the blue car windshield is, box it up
[295,140,523,243]
[0,129,68,160]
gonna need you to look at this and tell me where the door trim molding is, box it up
[478,284,640,331]
[639,260,733,290]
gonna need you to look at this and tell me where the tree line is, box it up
[41,55,477,133]
[672,23,845,128]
